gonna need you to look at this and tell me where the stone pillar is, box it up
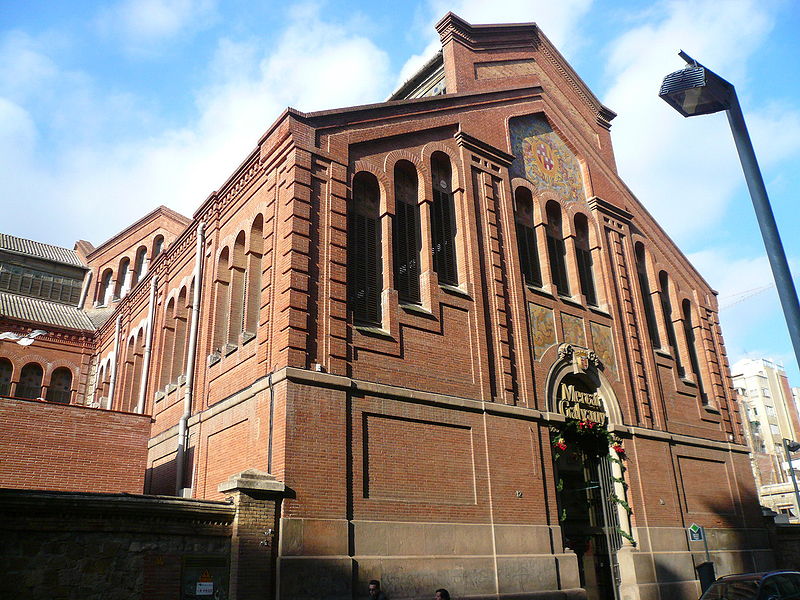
[219,469,286,600]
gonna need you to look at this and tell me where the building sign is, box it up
[556,379,607,425]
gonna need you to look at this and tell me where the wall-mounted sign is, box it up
[556,380,607,425]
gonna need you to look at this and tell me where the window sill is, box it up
[654,348,673,359]
[559,295,585,310]
[525,284,555,300]
[400,303,435,318]
[588,304,611,318]
[354,324,394,340]
[241,331,256,345]
[440,284,471,300]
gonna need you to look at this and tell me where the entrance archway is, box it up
[546,344,631,600]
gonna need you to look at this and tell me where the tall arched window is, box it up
[132,246,148,287]
[430,152,457,285]
[574,214,597,306]
[514,187,542,287]
[46,367,72,404]
[545,201,569,297]
[0,358,12,396]
[160,298,176,388]
[393,161,421,303]
[659,271,684,377]
[348,172,382,323]
[212,249,231,354]
[152,235,164,260]
[682,299,707,401]
[171,288,189,383]
[229,232,247,345]
[97,269,113,306]
[245,216,264,336]
[17,362,43,399]
[635,243,660,348]
[114,257,130,299]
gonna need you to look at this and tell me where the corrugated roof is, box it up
[0,233,86,268]
[0,291,95,331]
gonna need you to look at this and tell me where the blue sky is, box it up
[2,0,799,383]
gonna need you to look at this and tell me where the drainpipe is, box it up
[176,222,205,496]
[135,276,158,414]
[78,270,92,309]
[107,314,123,410]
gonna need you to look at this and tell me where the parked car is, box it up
[700,571,800,599]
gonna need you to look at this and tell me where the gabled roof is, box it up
[0,291,95,331]
[0,233,86,269]
[86,205,191,260]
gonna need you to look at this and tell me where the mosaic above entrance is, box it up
[509,115,585,203]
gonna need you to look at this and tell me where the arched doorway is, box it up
[547,344,630,600]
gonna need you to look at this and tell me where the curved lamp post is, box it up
[659,51,800,373]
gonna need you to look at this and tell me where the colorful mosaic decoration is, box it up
[561,313,586,347]
[528,303,556,360]
[509,115,585,203]
[590,322,617,380]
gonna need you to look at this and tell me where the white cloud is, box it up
[0,6,392,247]
[96,0,217,52]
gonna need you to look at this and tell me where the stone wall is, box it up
[0,489,234,600]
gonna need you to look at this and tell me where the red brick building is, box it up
[0,14,772,600]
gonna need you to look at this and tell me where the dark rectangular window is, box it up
[576,247,597,306]
[348,212,381,323]
[431,188,457,285]
[393,201,421,303]
[547,234,570,297]
[516,223,542,287]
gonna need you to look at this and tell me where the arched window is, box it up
[46,367,72,404]
[160,298,176,388]
[574,214,596,306]
[229,232,247,344]
[152,235,165,260]
[659,271,684,377]
[97,269,113,306]
[514,187,542,287]
[682,299,707,401]
[393,161,421,303]
[132,246,148,287]
[348,172,382,323]
[430,152,457,285]
[244,216,264,336]
[212,249,231,354]
[545,201,569,297]
[0,358,12,396]
[635,243,660,348]
[171,287,189,383]
[114,257,130,299]
[16,362,43,399]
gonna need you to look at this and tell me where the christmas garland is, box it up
[552,418,636,546]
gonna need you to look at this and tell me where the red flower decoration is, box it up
[612,444,625,455]
[556,439,567,451]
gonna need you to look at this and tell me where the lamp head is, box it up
[659,51,733,117]
[785,439,800,453]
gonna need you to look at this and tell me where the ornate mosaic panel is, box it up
[528,303,556,360]
[590,322,617,380]
[561,313,585,347]
[509,115,585,203]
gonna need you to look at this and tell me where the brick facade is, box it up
[0,13,774,600]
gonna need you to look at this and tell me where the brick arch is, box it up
[247,213,264,255]
[421,142,464,192]
[384,150,429,208]
[351,159,390,214]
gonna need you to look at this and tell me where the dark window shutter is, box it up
[348,212,381,323]
[547,234,570,296]
[393,201,421,303]
[431,189,458,285]
[637,268,661,348]
[577,247,597,306]
[516,223,542,287]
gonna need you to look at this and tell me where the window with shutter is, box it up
[683,299,706,401]
[348,172,382,323]
[545,202,570,297]
[393,162,421,303]
[635,243,660,348]
[659,271,684,377]
[431,153,457,286]
[514,187,542,287]
[574,215,597,306]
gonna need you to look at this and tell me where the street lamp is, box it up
[659,51,800,373]
[783,439,800,522]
